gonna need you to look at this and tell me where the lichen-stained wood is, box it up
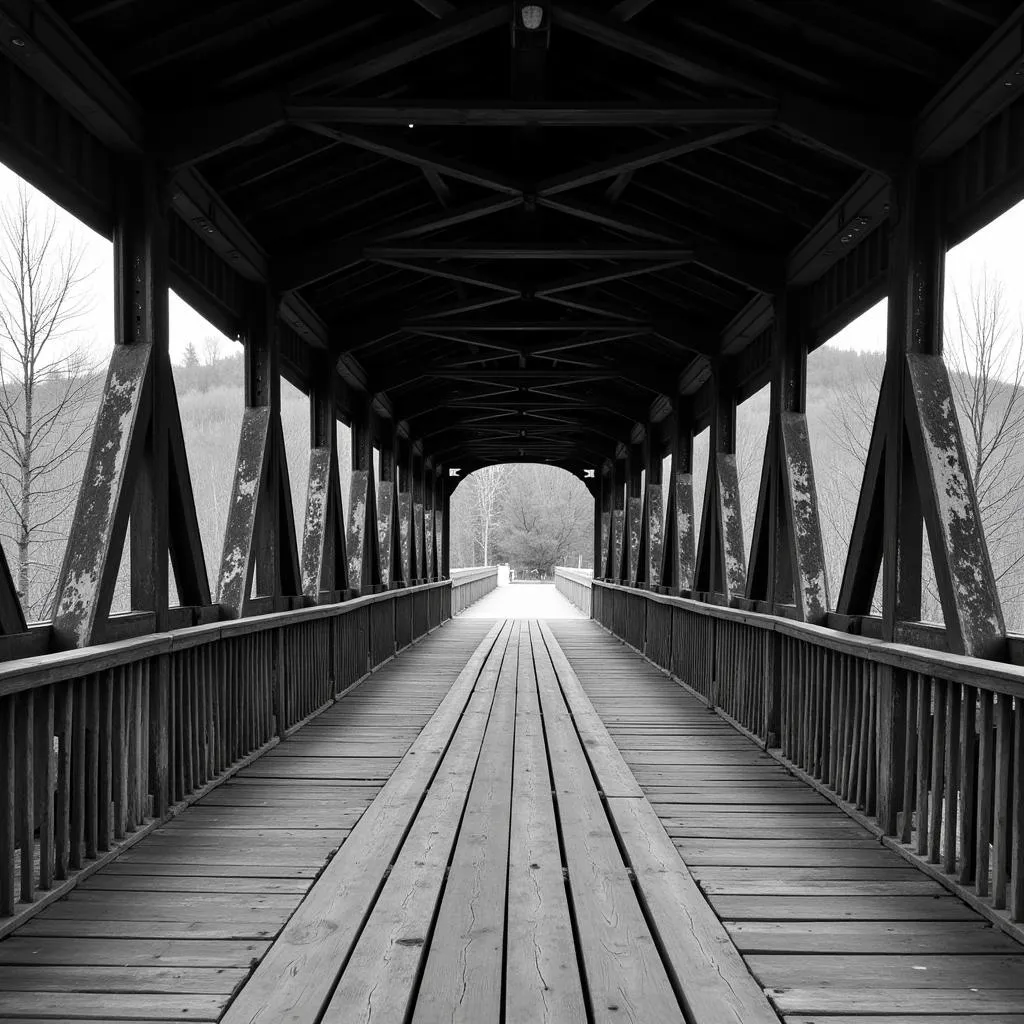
[52,344,153,648]
[660,472,695,593]
[626,495,643,585]
[424,503,436,581]
[217,407,271,616]
[398,493,413,583]
[347,470,382,594]
[780,413,830,622]
[644,484,664,587]
[599,512,611,579]
[905,353,1005,656]
[717,453,747,599]
[434,510,444,578]
[302,446,348,599]
[610,508,626,583]
[413,502,426,581]
[377,481,400,587]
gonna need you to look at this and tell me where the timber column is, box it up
[54,162,210,644]
[397,438,414,585]
[377,430,402,588]
[662,403,695,594]
[639,428,664,588]
[301,363,347,600]
[626,442,644,585]
[217,285,301,616]
[610,455,627,583]
[694,364,746,601]
[345,394,382,595]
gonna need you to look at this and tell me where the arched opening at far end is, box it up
[449,462,594,619]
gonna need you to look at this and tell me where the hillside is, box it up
[3,344,1023,632]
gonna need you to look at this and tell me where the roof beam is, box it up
[552,3,905,173]
[412,0,456,15]
[372,259,521,294]
[915,3,1024,161]
[611,0,658,19]
[288,0,506,93]
[536,125,764,195]
[0,0,142,152]
[364,244,695,259]
[299,124,522,194]
[286,98,779,126]
[536,261,690,295]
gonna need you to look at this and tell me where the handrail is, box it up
[450,566,499,615]
[588,578,1024,937]
[0,578,452,926]
[593,580,1024,698]
[554,566,594,616]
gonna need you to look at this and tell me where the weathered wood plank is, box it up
[220,621,508,1024]
[504,624,586,1024]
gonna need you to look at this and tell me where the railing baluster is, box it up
[901,676,917,845]
[916,674,931,857]
[1013,700,1024,920]
[959,684,978,884]
[994,694,1012,908]
[0,696,15,914]
[929,679,946,864]
[942,681,960,873]
[33,687,54,891]
[98,673,112,851]
[976,690,995,896]
[84,678,98,861]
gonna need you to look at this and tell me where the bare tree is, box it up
[0,186,99,618]
[202,335,221,367]
[945,270,1024,627]
[468,464,508,565]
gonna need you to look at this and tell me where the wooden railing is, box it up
[554,567,593,616]
[584,579,1024,937]
[450,566,499,615]
[0,580,452,929]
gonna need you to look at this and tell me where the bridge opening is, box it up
[450,462,592,618]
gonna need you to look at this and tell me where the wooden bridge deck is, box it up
[1,618,1022,1023]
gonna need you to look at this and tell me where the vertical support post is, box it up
[345,395,381,595]
[611,455,627,583]
[695,365,746,601]
[412,450,426,582]
[642,428,664,588]
[301,362,347,600]
[424,459,436,582]
[125,166,170,630]
[662,407,695,594]
[441,472,452,578]
[377,429,401,588]
[883,170,936,640]
[626,441,644,586]
[397,438,414,586]
[592,470,603,578]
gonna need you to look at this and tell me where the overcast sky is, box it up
[2,159,1022,368]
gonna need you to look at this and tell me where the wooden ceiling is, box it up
[34,0,1024,468]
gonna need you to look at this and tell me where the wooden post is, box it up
[695,365,745,601]
[424,459,436,582]
[611,456,627,583]
[441,472,452,579]
[217,285,300,616]
[641,427,664,588]
[626,441,643,586]
[377,430,401,588]
[301,362,347,600]
[662,405,695,595]
[345,394,382,595]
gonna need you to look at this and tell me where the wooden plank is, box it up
[727,921,1020,955]
[771,989,1024,1015]
[711,895,979,920]
[749,954,1024,988]
[0,991,225,1020]
[0,936,269,967]
[504,624,586,1024]
[220,620,508,1024]
[532,622,685,1024]
[537,621,642,796]
[413,623,518,1022]
[0,964,248,993]
[607,796,779,1024]
[321,626,511,1022]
